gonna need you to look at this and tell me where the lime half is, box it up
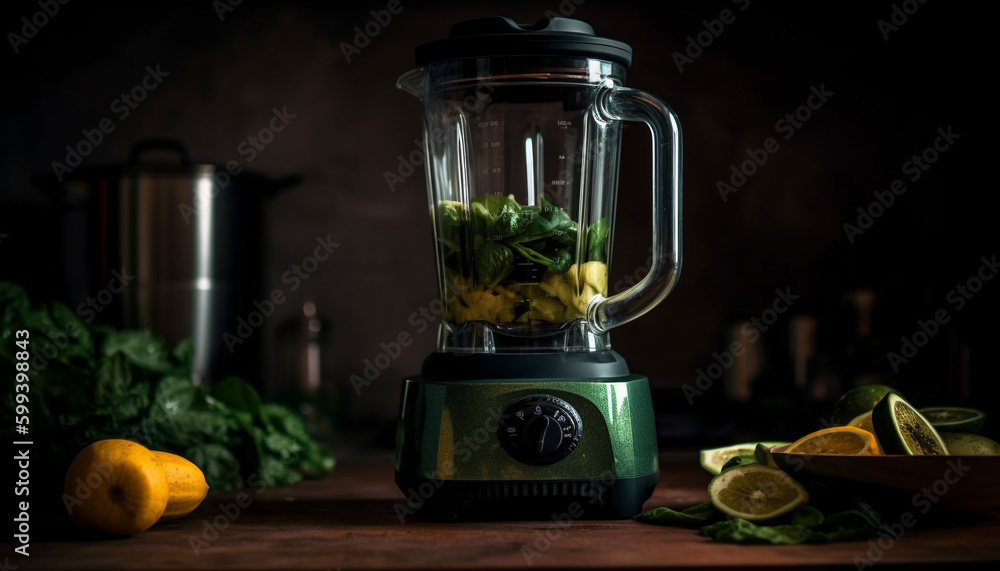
[832,384,899,425]
[872,393,949,455]
[918,407,986,434]
[940,433,1000,455]
[708,464,809,522]
[699,442,789,475]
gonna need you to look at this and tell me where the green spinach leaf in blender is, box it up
[438,201,468,272]
[470,195,524,239]
[475,241,516,288]
[586,218,611,263]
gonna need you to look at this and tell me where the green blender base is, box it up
[395,352,659,521]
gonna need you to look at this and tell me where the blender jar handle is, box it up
[587,82,683,333]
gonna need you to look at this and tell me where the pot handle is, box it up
[127,138,192,166]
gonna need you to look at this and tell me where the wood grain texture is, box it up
[19,457,1000,570]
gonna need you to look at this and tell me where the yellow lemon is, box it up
[63,440,169,535]
[153,451,210,521]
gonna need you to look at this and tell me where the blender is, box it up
[395,16,682,519]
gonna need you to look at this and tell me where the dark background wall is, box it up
[2,0,994,450]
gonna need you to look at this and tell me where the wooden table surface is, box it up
[17,455,1000,570]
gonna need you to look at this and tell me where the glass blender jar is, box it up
[395,16,682,520]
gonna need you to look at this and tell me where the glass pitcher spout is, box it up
[397,68,425,100]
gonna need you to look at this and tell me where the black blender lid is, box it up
[414,16,632,68]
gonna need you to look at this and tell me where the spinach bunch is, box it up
[0,281,334,508]
[439,195,610,288]
[636,499,884,544]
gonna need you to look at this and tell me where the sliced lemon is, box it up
[707,464,809,522]
[918,407,986,434]
[872,393,949,455]
[699,442,789,475]
[785,426,880,455]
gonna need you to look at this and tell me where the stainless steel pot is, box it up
[36,139,301,387]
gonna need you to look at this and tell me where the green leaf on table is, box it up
[49,302,95,366]
[263,431,305,458]
[1,281,335,498]
[186,442,244,490]
[256,453,303,488]
[94,353,150,420]
[155,375,206,415]
[211,375,268,428]
[171,337,196,374]
[791,505,825,528]
[702,517,816,544]
[95,352,131,406]
[264,403,312,443]
[635,501,718,526]
[101,328,172,372]
[700,501,884,545]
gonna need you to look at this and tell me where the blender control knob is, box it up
[498,395,582,465]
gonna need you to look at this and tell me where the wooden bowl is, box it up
[769,445,1000,513]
